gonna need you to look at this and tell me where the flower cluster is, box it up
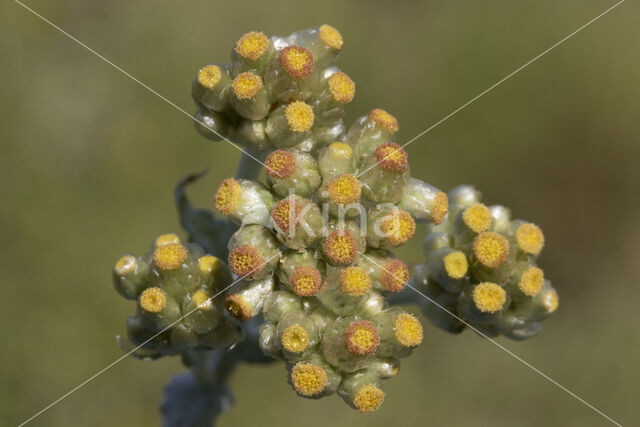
[113,234,240,359]
[201,26,449,412]
[414,185,559,340]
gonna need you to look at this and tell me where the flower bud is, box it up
[375,308,423,358]
[113,255,149,299]
[270,195,324,250]
[192,64,231,112]
[366,205,416,250]
[322,317,380,372]
[227,225,280,280]
[337,371,385,413]
[318,173,363,218]
[317,266,372,315]
[232,31,274,73]
[357,250,409,293]
[359,142,410,204]
[266,102,316,150]
[230,72,271,120]
[214,178,275,226]
[276,249,325,296]
[265,150,321,198]
[317,141,355,180]
[224,276,276,321]
[398,178,448,225]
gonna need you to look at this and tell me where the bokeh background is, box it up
[2,0,639,425]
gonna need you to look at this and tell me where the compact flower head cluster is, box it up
[196,25,449,412]
[414,185,558,340]
[113,234,240,359]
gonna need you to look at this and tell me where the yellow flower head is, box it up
[519,266,544,297]
[265,150,297,179]
[353,384,384,413]
[328,71,355,103]
[516,223,545,255]
[328,142,352,160]
[380,209,416,247]
[153,243,187,270]
[228,245,263,277]
[197,65,222,89]
[381,259,409,292]
[368,108,399,132]
[462,203,492,233]
[285,101,314,132]
[472,282,506,313]
[394,313,423,347]
[473,232,510,268]
[214,178,242,215]
[345,320,379,356]
[326,174,361,205]
[231,72,263,99]
[235,31,270,61]
[374,142,408,173]
[340,266,371,296]
[271,197,302,233]
[291,363,328,397]
[291,266,322,296]
[323,230,358,265]
[224,294,252,321]
[443,251,468,279]
[319,24,343,50]
[281,324,310,353]
[279,46,314,79]
[115,255,136,275]
[431,192,449,225]
[139,287,166,313]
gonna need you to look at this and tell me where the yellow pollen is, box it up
[319,24,343,50]
[519,266,544,297]
[443,251,468,279]
[214,178,242,215]
[345,321,379,355]
[197,65,222,89]
[473,232,510,268]
[369,109,399,132]
[291,363,328,397]
[281,324,310,353]
[224,294,252,321]
[115,255,136,275]
[271,197,301,233]
[198,255,221,275]
[328,71,355,103]
[153,243,187,270]
[353,384,385,413]
[228,245,263,276]
[462,203,492,233]
[516,223,545,255]
[394,313,423,347]
[291,266,322,296]
[279,46,314,79]
[326,174,361,204]
[375,142,408,172]
[340,267,371,296]
[265,150,297,178]
[472,282,506,313]
[139,287,166,313]
[381,260,409,292]
[285,101,314,132]
[191,289,213,310]
[323,230,357,265]
[380,210,416,246]
[155,233,181,247]
[431,192,449,225]
[328,142,352,159]
[235,31,269,60]
[231,72,263,99]
[542,288,559,313]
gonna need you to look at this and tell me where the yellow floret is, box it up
[340,267,371,296]
[139,287,166,313]
[472,282,506,313]
[323,230,357,265]
[431,192,449,225]
[345,321,379,355]
[281,324,310,353]
[473,232,510,268]
[542,288,559,313]
[394,313,423,347]
[279,46,314,79]
[191,289,213,310]
[291,363,328,397]
[153,243,187,270]
[197,65,222,89]
[443,251,468,279]
[271,197,301,233]
[198,255,221,275]
[380,210,416,246]
[285,101,314,132]
[235,31,270,60]
[155,233,181,247]
[516,223,545,255]
[381,259,409,292]
[115,255,136,275]
[328,142,352,160]
[265,150,297,178]
[290,266,321,296]
[231,72,263,99]
[462,203,492,233]
[374,142,407,173]
[228,245,263,277]
[224,294,252,321]
[353,384,385,413]
[328,71,355,103]
[368,108,399,132]
[519,266,544,297]
[214,178,242,215]
[319,24,343,50]
[326,174,361,204]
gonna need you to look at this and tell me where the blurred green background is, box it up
[2,0,639,425]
